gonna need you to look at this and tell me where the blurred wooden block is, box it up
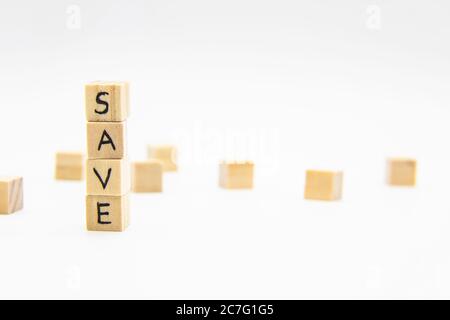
[131,160,163,193]
[85,81,129,122]
[0,176,23,214]
[87,122,126,159]
[304,170,343,201]
[55,152,84,180]
[86,159,130,196]
[86,194,129,232]
[387,158,416,186]
[219,161,254,189]
[147,145,177,172]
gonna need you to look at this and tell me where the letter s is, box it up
[95,92,109,114]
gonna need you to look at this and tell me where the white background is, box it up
[0,0,450,299]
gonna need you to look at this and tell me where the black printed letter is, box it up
[97,202,112,224]
[93,167,112,189]
[98,130,116,151]
[95,92,109,114]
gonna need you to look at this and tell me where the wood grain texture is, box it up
[147,145,177,171]
[387,158,416,186]
[55,152,84,180]
[86,159,130,196]
[0,176,23,214]
[304,170,343,201]
[131,160,163,193]
[219,161,254,189]
[85,81,129,122]
[86,194,129,232]
[87,121,127,159]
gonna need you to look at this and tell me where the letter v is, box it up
[93,167,112,189]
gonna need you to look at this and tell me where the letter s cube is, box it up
[85,81,129,122]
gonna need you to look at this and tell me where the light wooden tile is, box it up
[87,122,126,159]
[219,161,254,189]
[86,159,130,196]
[55,152,84,180]
[147,145,177,172]
[304,170,343,201]
[0,176,23,214]
[86,194,129,232]
[85,81,129,122]
[131,160,163,193]
[387,158,416,186]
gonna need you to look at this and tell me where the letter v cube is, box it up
[86,159,130,196]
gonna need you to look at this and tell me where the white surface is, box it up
[1,0,450,299]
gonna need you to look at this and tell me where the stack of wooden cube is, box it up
[84,81,130,232]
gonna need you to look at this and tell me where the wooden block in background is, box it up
[0,176,23,214]
[86,159,130,196]
[304,170,343,201]
[55,152,84,180]
[147,145,177,172]
[86,194,129,232]
[219,161,254,189]
[87,122,127,159]
[85,81,129,122]
[131,160,163,193]
[387,158,416,186]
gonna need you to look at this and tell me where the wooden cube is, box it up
[85,81,129,122]
[55,152,84,180]
[86,194,129,232]
[304,170,343,201]
[219,161,254,189]
[0,176,23,214]
[147,145,177,172]
[131,160,163,193]
[86,159,130,196]
[387,158,416,186]
[87,122,126,159]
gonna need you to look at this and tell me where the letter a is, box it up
[98,130,116,151]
